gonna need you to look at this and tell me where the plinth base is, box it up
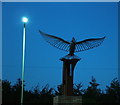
[53,96,82,105]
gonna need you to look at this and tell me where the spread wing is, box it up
[75,36,105,52]
[39,30,70,52]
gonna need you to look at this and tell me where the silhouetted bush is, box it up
[2,77,120,105]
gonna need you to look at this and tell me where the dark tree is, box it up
[83,76,101,104]
[54,84,63,96]
[2,77,120,105]
[39,84,54,104]
[105,78,120,103]
[2,80,13,103]
[73,83,83,96]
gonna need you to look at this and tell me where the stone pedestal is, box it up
[60,54,81,96]
[53,95,82,105]
[53,54,82,105]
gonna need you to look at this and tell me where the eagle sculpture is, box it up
[39,30,105,55]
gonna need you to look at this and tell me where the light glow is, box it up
[22,17,28,23]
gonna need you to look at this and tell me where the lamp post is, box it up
[21,17,28,105]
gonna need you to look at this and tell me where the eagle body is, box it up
[69,37,76,55]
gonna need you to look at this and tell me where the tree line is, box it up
[2,77,120,105]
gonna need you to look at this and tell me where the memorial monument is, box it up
[39,30,105,105]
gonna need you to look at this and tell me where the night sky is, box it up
[2,2,118,90]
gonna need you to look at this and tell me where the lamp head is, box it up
[22,17,28,23]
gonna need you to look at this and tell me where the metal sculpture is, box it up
[39,30,105,55]
[39,30,105,96]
